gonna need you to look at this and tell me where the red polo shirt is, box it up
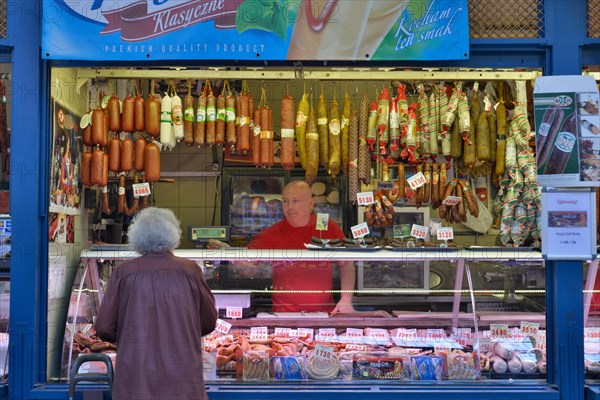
[247,215,345,312]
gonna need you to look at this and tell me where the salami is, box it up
[358,93,371,184]
[216,90,226,144]
[397,163,406,199]
[83,112,93,146]
[225,88,236,145]
[101,152,109,187]
[171,92,184,142]
[117,174,128,214]
[328,96,341,176]
[317,93,329,167]
[160,91,175,150]
[122,95,135,133]
[134,136,145,172]
[348,110,359,204]
[238,92,251,153]
[108,136,121,173]
[280,94,295,171]
[144,141,161,183]
[134,92,145,133]
[260,105,271,166]
[341,93,351,174]
[431,163,440,209]
[81,150,92,187]
[108,94,121,132]
[305,107,319,184]
[495,100,507,178]
[183,82,195,145]
[206,83,217,145]
[195,86,206,146]
[145,89,161,138]
[121,136,134,172]
[126,174,141,217]
[296,93,309,170]
[252,107,262,166]
[91,108,105,146]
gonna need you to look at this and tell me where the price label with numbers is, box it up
[274,327,291,337]
[426,328,446,341]
[434,342,453,353]
[225,306,243,319]
[407,172,427,190]
[366,328,390,344]
[351,222,370,239]
[437,227,454,241]
[313,344,334,360]
[520,321,539,337]
[535,330,546,350]
[316,213,329,231]
[214,318,232,334]
[490,323,509,338]
[297,328,314,340]
[250,326,268,341]
[288,329,299,338]
[345,344,369,351]
[585,327,600,340]
[346,328,364,341]
[442,195,461,206]
[132,182,151,198]
[410,224,429,240]
[357,191,375,206]
[317,328,338,342]
[396,328,418,341]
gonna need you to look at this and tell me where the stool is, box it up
[68,353,113,400]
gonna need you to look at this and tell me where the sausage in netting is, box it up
[487,111,497,166]
[495,101,507,177]
[280,94,295,171]
[397,162,406,198]
[305,108,319,184]
[206,91,217,145]
[196,91,206,146]
[252,107,262,166]
[260,106,271,166]
[134,95,145,132]
[296,93,309,170]
[476,110,491,162]
[108,136,121,173]
[238,94,251,153]
[216,92,226,144]
[183,93,195,145]
[463,117,477,168]
[144,141,161,182]
[122,95,135,133]
[118,174,128,214]
[90,149,104,186]
[145,95,161,138]
[358,92,370,184]
[81,150,92,187]
[226,93,236,145]
[135,137,145,172]
[108,95,121,132]
[101,152,109,187]
[92,108,105,146]
[317,93,329,167]
[450,118,462,159]
[121,136,134,172]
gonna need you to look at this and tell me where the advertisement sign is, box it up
[541,189,597,260]
[42,0,469,61]
[534,76,600,187]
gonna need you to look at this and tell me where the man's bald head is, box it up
[282,180,314,227]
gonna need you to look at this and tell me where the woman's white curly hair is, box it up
[127,207,181,254]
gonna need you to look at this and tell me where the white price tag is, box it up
[346,328,364,340]
[434,342,453,353]
[317,328,338,342]
[366,328,389,343]
[313,344,334,360]
[297,328,314,340]
[132,182,151,198]
[225,306,243,319]
[585,327,600,340]
[250,326,268,341]
[520,321,539,337]
[490,323,510,338]
[345,344,369,351]
[437,227,454,241]
[214,318,232,334]
[410,224,429,239]
[426,328,446,341]
[357,191,375,206]
[442,195,461,206]
[535,330,546,350]
[351,222,370,239]
[396,328,418,341]
[274,327,291,337]
[407,172,427,190]
[288,329,299,338]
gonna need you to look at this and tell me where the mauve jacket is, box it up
[95,252,217,400]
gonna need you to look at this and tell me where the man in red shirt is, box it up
[247,180,355,314]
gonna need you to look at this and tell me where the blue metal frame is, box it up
[4,0,595,399]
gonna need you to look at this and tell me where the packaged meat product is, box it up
[270,355,308,380]
[353,357,404,380]
[243,350,270,381]
[447,351,480,380]
[306,351,340,380]
[410,355,443,380]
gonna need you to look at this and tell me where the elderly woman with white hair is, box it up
[95,207,217,400]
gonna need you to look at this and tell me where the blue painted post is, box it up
[545,0,586,75]
[546,260,584,400]
[7,1,43,400]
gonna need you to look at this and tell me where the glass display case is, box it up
[63,248,561,398]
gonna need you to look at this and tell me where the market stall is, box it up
[5,1,597,399]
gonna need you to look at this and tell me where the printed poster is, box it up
[42,0,469,61]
